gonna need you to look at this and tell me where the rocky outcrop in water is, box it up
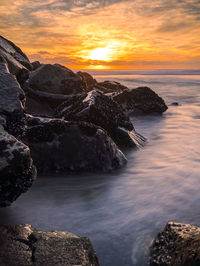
[0,224,99,266]
[77,71,97,89]
[150,221,200,266]
[55,90,143,148]
[96,80,129,93]
[113,86,168,115]
[24,115,127,174]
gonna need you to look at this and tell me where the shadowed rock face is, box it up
[113,86,168,115]
[24,116,127,174]
[150,222,200,266]
[0,60,26,138]
[55,90,140,148]
[77,71,97,89]
[0,126,36,207]
[0,224,99,266]
[27,64,85,95]
[96,80,129,93]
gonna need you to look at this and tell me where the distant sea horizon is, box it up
[72,68,200,76]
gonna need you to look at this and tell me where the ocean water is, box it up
[1,73,200,266]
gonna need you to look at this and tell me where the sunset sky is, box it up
[0,0,200,69]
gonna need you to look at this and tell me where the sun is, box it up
[89,47,112,61]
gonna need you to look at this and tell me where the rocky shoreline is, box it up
[1,35,189,265]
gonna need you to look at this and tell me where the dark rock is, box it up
[95,80,129,93]
[77,71,97,89]
[0,35,32,70]
[24,116,127,174]
[0,60,26,138]
[31,61,41,70]
[0,224,99,265]
[0,126,36,207]
[55,90,142,148]
[171,102,179,106]
[150,221,200,266]
[113,86,168,115]
[27,64,85,95]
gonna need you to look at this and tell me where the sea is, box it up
[1,70,200,266]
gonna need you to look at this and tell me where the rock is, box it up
[55,90,142,148]
[27,64,85,95]
[96,80,129,93]
[77,71,97,89]
[0,126,36,207]
[113,86,168,115]
[31,61,41,70]
[150,221,200,266]
[23,116,127,174]
[0,59,26,138]
[171,102,179,106]
[0,224,99,266]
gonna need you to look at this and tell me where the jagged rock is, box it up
[23,116,127,174]
[150,222,200,266]
[0,126,36,207]
[27,64,85,95]
[95,81,129,93]
[77,71,97,89]
[113,86,168,115]
[0,224,99,266]
[0,59,26,138]
[55,90,143,148]
[31,61,41,70]
[0,35,32,70]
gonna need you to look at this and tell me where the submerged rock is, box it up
[0,126,36,207]
[55,90,142,148]
[24,116,127,174]
[150,221,200,266]
[0,224,99,265]
[0,59,26,138]
[27,64,84,95]
[113,86,168,115]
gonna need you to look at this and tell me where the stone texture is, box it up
[27,64,84,95]
[77,71,97,89]
[113,86,168,115]
[0,224,99,266]
[0,59,26,138]
[24,116,127,174]
[0,126,36,207]
[96,80,129,93]
[150,221,200,266]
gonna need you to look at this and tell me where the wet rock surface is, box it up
[0,224,99,266]
[24,116,127,174]
[0,126,36,207]
[150,221,200,266]
[56,90,141,148]
[113,86,168,115]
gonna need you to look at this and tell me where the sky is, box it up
[0,0,200,70]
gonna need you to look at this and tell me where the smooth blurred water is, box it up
[1,74,200,266]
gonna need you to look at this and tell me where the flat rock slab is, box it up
[150,221,200,266]
[0,224,99,266]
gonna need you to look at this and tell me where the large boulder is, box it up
[0,59,26,138]
[77,71,97,89]
[113,86,168,115]
[55,90,143,148]
[150,222,200,266]
[96,80,129,93]
[0,126,36,207]
[0,224,99,266]
[27,64,85,95]
[23,116,127,174]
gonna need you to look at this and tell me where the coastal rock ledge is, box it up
[150,221,200,266]
[0,224,99,266]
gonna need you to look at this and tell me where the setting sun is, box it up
[89,47,112,61]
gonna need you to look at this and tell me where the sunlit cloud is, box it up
[0,0,200,69]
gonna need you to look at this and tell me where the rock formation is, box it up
[0,224,99,266]
[150,221,200,266]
